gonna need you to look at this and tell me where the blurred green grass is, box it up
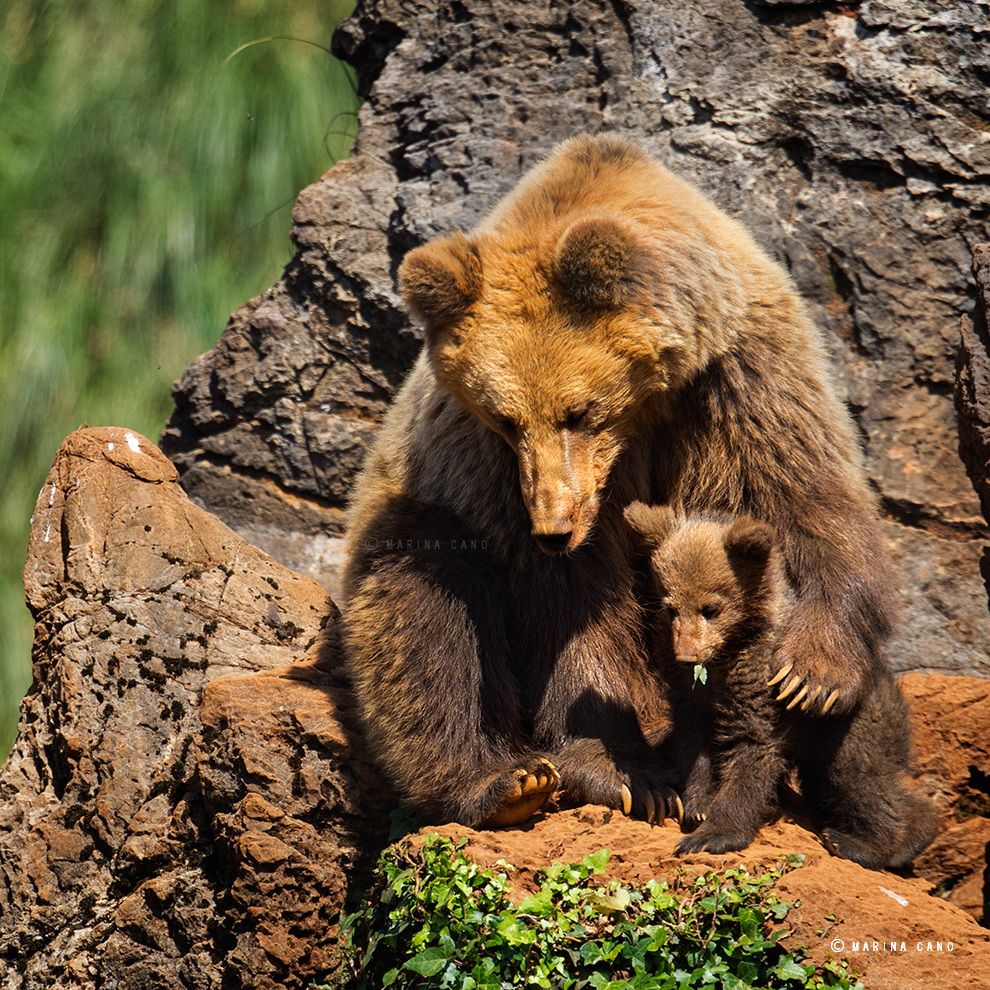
[0,0,359,758]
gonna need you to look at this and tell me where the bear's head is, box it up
[623,502,780,666]
[397,135,744,554]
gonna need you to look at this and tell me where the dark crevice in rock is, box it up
[332,15,405,99]
[781,134,814,180]
[833,157,905,191]
[743,0,852,26]
[880,494,990,543]
[605,0,635,52]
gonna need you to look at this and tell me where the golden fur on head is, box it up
[397,134,751,552]
[624,502,785,666]
[552,215,651,310]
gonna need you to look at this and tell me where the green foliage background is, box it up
[0,0,359,758]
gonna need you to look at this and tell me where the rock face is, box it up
[901,672,990,921]
[162,0,990,675]
[0,429,391,990]
[956,244,990,593]
[418,811,990,990]
[1,430,988,987]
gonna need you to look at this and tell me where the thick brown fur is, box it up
[625,504,937,868]
[342,133,895,827]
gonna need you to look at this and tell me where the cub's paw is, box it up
[482,759,560,827]
[770,612,869,716]
[679,803,709,833]
[675,824,755,856]
[821,827,885,870]
[619,779,683,826]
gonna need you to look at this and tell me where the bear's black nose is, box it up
[534,531,572,554]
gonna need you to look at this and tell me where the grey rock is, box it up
[162,0,990,673]
[955,244,990,602]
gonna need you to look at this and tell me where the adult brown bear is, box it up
[341,134,894,827]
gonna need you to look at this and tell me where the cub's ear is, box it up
[623,501,677,549]
[398,232,482,339]
[552,216,648,310]
[724,517,774,575]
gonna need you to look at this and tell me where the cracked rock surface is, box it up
[0,428,390,989]
[161,0,990,675]
[956,244,990,592]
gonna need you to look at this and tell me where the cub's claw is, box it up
[786,684,809,710]
[680,806,708,831]
[800,685,821,711]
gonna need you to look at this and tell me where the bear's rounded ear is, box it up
[724,517,774,574]
[623,501,677,549]
[398,232,482,339]
[552,216,648,310]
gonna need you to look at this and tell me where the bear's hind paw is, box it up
[482,759,560,827]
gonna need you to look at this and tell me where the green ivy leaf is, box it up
[403,947,450,977]
[773,955,811,982]
[582,848,611,874]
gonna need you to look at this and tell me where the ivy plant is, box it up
[328,835,861,990]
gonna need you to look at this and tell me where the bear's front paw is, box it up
[482,759,560,827]
[618,779,683,827]
[675,823,755,856]
[769,609,869,716]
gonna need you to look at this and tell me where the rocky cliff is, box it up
[162,0,990,675]
[0,430,392,989]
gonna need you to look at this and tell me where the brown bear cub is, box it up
[624,502,936,868]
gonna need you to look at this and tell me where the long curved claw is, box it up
[820,688,841,715]
[620,784,633,816]
[673,793,685,824]
[786,684,809,710]
[767,662,794,687]
[644,789,657,825]
[800,685,821,711]
[776,674,803,702]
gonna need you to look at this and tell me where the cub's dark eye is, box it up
[564,401,595,430]
[700,604,721,621]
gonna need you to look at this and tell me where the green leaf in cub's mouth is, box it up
[693,663,708,686]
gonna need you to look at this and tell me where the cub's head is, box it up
[623,502,779,666]
[399,213,697,554]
